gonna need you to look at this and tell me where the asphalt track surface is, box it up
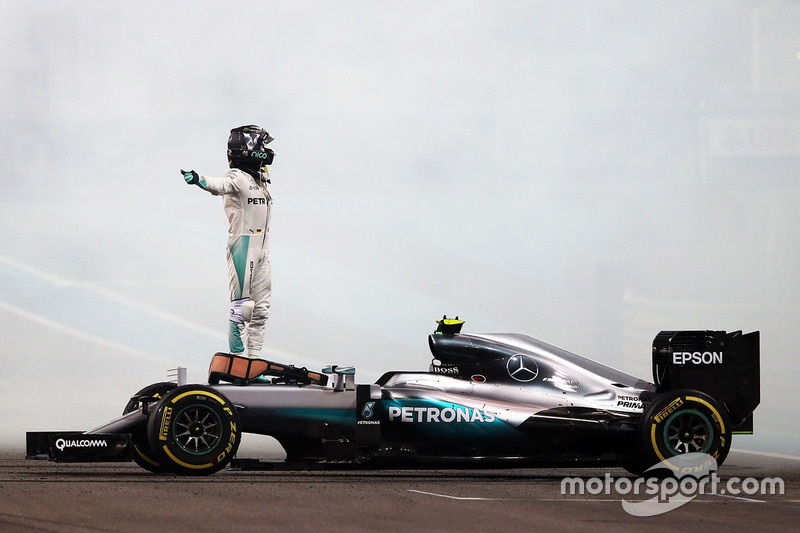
[1,450,799,532]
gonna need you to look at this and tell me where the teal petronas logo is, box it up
[361,402,375,419]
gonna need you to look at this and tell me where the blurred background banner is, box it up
[0,1,797,453]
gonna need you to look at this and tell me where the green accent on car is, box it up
[272,408,355,425]
[382,398,518,439]
[663,408,713,454]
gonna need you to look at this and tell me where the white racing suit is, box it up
[197,169,272,356]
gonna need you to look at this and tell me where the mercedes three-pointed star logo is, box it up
[506,354,539,382]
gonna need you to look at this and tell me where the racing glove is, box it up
[181,169,199,185]
[181,169,207,188]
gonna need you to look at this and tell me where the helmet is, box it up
[227,125,275,171]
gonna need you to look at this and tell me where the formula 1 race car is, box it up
[26,318,760,476]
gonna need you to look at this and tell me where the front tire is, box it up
[146,385,241,476]
[637,389,731,474]
[123,382,177,473]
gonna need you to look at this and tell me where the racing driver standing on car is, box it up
[181,125,274,359]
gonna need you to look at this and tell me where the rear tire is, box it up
[123,382,177,473]
[636,389,731,475]
[146,385,241,476]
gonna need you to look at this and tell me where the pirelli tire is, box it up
[122,382,177,474]
[146,385,241,476]
[637,389,731,474]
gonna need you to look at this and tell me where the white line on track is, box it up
[714,493,765,503]
[408,491,766,504]
[407,490,531,501]
[732,449,800,461]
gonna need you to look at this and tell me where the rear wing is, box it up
[652,330,760,433]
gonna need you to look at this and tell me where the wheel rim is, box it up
[663,409,712,454]
[173,405,222,455]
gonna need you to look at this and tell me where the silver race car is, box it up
[27,317,760,476]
